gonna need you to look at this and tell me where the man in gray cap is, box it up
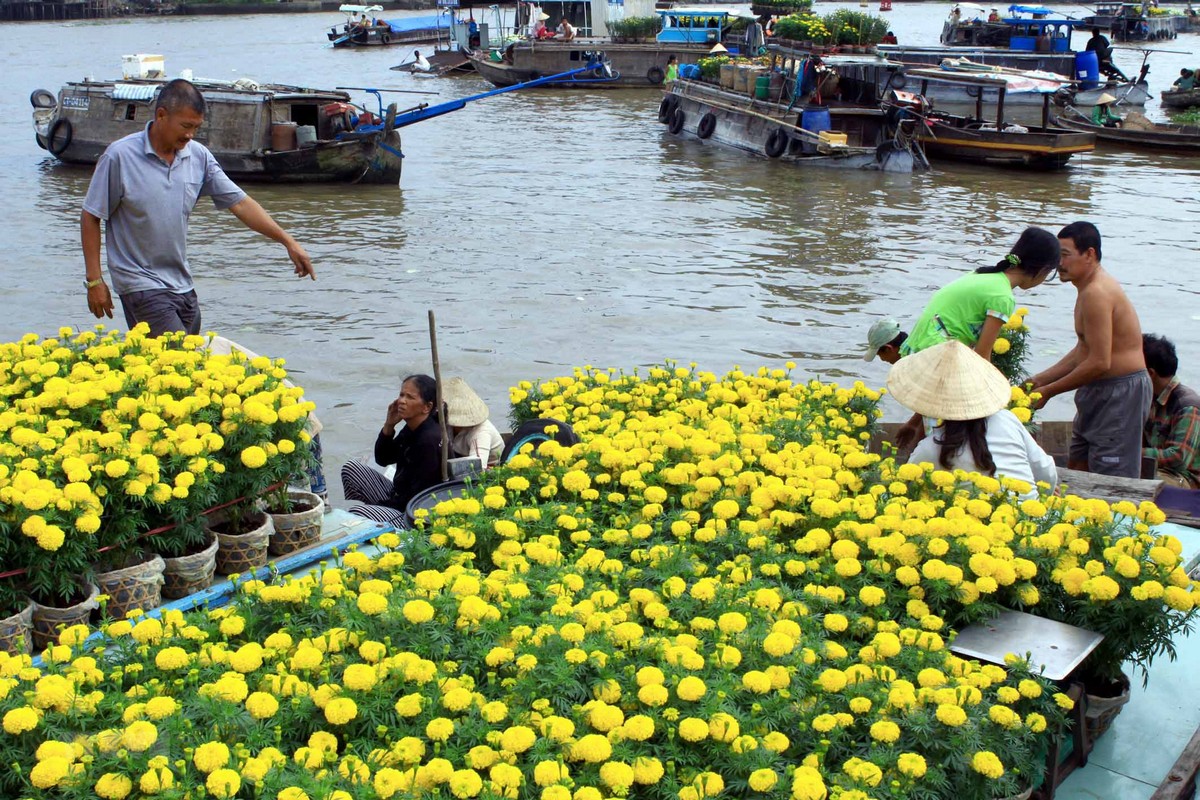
[863,318,908,364]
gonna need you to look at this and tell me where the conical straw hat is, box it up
[709,42,729,54]
[886,341,1011,420]
[442,377,490,427]
[1095,92,1117,105]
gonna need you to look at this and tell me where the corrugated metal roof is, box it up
[112,84,157,102]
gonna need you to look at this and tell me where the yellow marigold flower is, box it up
[817,668,847,693]
[936,704,967,726]
[193,741,231,773]
[3,706,40,735]
[207,768,241,799]
[121,720,158,752]
[870,720,900,743]
[897,752,927,778]
[500,725,537,753]
[30,757,71,789]
[748,768,778,792]
[240,446,267,468]
[678,717,709,742]
[599,761,635,791]
[971,751,1005,779]
[95,772,133,800]
[427,717,455,742]
[356,591,388,615]
[676,675,707,701]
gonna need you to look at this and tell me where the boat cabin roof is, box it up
[338,4,382,13]
[66,78,352,104]
[906,66,1068,93]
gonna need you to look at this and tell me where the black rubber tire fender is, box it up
[30,89,56,109]
[658,94,679,123]
[965,84,981,98]
[765,128,788,158]
[35,133,48,151]
[647,65,665,84]
[697,112,717,139]
[668,107,686,135]
[48,117,73,157]
[381,33,392,44]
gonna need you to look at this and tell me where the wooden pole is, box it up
[428,310,449,482]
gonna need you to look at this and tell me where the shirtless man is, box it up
[1030,221,1150,478]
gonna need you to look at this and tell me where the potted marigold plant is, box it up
[200,349,314,575]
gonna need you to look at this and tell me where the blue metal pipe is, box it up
[353,58,614,134]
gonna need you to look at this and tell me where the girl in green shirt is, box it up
[902,227,1061,362]
[895,227,1060,450]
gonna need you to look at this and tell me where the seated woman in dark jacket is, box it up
[341,374,444,526]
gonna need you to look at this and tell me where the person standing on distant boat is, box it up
[665,55,679,83]
[745,16,766,53]
[413,50,432,72]
[82,78,314,337]
[1030,221,1150,478]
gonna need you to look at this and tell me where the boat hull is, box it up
[919,121,1094,169]
[1055,114,1200,151]
[1161,88,1200,109]
[468,40,712,89]
[32,80,402,184]
[662,80,925,173]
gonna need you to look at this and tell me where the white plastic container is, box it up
[296,125,318,148]
[121,54,166,80]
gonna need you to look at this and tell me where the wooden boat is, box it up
[659,49,929,174]
[1054,109,1200,151]
[326,4,448,48]
[30,73,404,184]
[1083,2,1182,41]
[882,5,1154,107]
[1161,86,1200,109]
[468,7,754,90]
[902,68,1095,169]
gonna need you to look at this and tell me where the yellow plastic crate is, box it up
[818,131,848,145]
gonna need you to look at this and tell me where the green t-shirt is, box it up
[900,271,1015,356]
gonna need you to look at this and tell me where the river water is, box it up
[2,4,1197,501]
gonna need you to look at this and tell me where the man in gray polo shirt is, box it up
[82,78,314,336]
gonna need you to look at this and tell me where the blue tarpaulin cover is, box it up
[384,14,447,34]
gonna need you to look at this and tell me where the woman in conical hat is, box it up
[889,341,1057,495]
[443,377,504,469]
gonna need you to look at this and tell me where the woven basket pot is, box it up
[211,511,273,576]
[31,582,99,651]
[268,490,325,556]
[161,534,219,599]
[1085,673,1132,742]
[0,603,33,656]
[95,556,166,621]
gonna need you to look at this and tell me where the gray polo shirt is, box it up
[83,123,246,296]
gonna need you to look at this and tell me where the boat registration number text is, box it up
[62,96,89,110]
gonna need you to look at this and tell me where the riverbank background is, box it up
[3,4,1198,503]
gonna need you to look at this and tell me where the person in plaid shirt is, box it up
[1142,334,1200,488]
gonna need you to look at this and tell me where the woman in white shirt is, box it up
[443,377,505,470]
[888,341,1057,494]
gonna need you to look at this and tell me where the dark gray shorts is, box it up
[1070,370,1152,478]
[120,289,201,337]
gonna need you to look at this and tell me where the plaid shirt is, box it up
[1143,378,1200,485]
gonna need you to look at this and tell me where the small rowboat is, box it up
[1161,86,1200,109]
[1054,109,1200,152]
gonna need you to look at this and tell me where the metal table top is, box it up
[950,609,1104,681]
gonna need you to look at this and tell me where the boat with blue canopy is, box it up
[327,4,452,48]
